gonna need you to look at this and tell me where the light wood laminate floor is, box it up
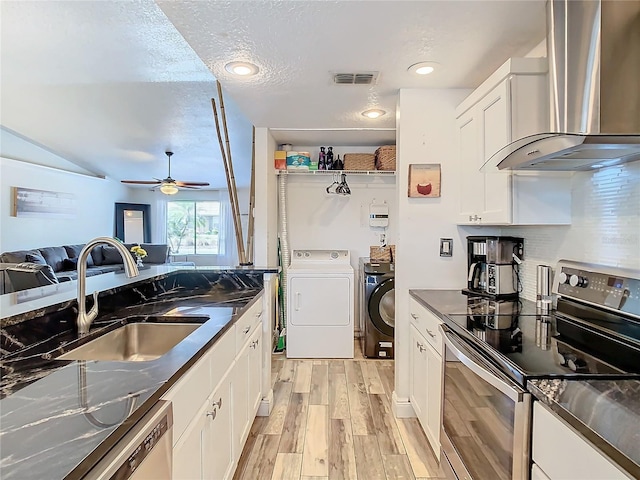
[233,341,446,480]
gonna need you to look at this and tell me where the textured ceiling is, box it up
[0,0,546,189]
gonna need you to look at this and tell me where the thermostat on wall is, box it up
[369,202,389,228]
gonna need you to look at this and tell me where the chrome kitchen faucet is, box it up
[76,237,139,335]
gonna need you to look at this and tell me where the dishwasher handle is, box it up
[440,325,524,402]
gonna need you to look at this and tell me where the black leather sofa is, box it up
[0,243,169,293]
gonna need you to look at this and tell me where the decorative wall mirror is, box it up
[114,203,151,243]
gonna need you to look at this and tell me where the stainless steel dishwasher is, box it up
[83,400,173,480]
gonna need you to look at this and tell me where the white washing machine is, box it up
[286,249,354,358]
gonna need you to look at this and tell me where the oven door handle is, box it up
[441,325,524,402]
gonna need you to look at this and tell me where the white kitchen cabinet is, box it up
[409,324,428,422]
[163,293,265,480]
[532,402,631,480]
[409,324,443,455]
[174,373,233,480]
[456,57,571,225]
[408,297,444,456]
[232,324,262,457]
[203,376,234,480]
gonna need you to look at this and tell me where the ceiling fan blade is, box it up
[178,185,201,189]
[121,180,162,185]
[175,181,210,187]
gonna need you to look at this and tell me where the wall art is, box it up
[12,187,76,218]
[408,164,441,198]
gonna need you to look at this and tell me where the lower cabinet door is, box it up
[248,326,263,416]
[203,377,234,480]
[409,324,428,424]
[173,400,209,479]
[425,341,443,455]
[409,324,443,457]
[173,375,233,480]
[233,340,251,458]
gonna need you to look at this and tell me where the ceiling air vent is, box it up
[333,72,379,85]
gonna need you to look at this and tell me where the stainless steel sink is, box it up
[58,323,202,361]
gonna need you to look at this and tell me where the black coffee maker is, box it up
[463,236,524,298]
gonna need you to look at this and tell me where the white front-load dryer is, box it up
[286,250,354,358]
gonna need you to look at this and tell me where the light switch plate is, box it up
[440,238,453,257]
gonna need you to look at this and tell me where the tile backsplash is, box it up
[504,162,640,301]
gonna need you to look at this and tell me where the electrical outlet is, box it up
[380,233,386,244]
[440,238,453,257]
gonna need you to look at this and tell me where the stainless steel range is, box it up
[439,260,640,480]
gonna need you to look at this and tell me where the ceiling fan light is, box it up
[160,183,179,195]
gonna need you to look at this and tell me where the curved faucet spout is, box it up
[77,237,139,336]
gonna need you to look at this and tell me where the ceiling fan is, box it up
[121,151,210,195]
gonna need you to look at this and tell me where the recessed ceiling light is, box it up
[362,109,386,119]
[408,62,439,75]
[225,61,259,76]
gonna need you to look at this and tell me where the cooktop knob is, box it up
[558,272,569,284]
[569,275,589,288]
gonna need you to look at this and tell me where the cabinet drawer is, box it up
[211,326,235,391]
[162,348,212,446]
[236,295,263,352]
[163,327,235,445]
[409,297,443,355]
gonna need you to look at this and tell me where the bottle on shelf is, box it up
[318,147,326,170]
[326,146,334,170]
[333,154,344,171]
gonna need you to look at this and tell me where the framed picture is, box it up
[12,187,76,218]
[408,164,441,197]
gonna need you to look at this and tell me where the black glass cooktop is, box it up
[443,295,640,386]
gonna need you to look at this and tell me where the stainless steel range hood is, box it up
[493,0,640,171]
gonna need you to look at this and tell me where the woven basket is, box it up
[344,153,375,171]
[370,245,396,263]
[375,145,396,171]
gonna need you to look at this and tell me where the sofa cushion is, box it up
[101,245,125,265]
[11,262,58,284]
[0,249,41,264]
[25,252,48,265]
[62,258,78,271]
[38,246,69,273]
[140,244,169,264]
[63,244,95,267]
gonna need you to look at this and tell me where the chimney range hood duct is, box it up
[492,0,640,172]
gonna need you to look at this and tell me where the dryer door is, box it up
[368,276,395,336]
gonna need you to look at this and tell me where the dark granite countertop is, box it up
[0,268,274,480]
[529,379,640,479]
[409,289,471,318]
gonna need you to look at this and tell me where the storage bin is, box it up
[370,245,396,263]
[344,153,375,171]
[375,145,396,171]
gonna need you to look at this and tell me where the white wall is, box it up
[283,170,397,264]
[394,88,474,407]
[0,157,133,252]
[254,128,279,268]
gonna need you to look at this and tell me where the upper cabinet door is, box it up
[455,58,570,226]
[479,79,512,224]
[457,109,483,223]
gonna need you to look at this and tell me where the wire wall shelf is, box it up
[276,169,395,176]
